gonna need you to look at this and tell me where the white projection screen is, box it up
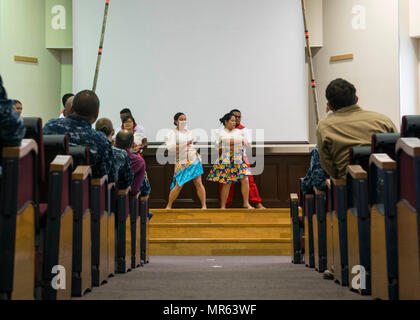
[73,0,308,142]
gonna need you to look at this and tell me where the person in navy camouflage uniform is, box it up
[95,118,133,189]
[0,75,26,178]
[43,90,113,178]
[302,146,329,195]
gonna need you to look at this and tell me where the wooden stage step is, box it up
[149,209,292,256]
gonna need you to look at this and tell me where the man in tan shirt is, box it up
[317,78,398,179]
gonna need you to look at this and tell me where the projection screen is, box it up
[73,0,308,142]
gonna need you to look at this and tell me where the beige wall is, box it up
[0,0,62,122]
[307,0,401,142]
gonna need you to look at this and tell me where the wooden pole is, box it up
[92,0,111,93]
[301,0,320,125]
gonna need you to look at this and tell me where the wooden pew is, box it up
[91,175,109,286]
[369,154,398,300]
[71,166,92,297]
[346,165,371,295]
[41,155,74,300]
[107,183,117,277]
[331,178,349,286]
[69,146,90,168]
[116,187,132,273]
[326,180,335,276]
[304,194,315,268]
[140,198,150,265]
[349,146,371,172]
[313,188,327,273]
[395,138,420,299]
[129,193,142,269]
[290,193,303,264]
[0,139,38,300]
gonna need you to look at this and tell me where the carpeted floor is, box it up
[78,256,371,300]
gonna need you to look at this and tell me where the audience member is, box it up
[116,108,148,149]
[95,118,134,189]
[116,129,146,196]
[43,90,114,178]
[0,76,26,177]
[13,100,23,115]
[60,93,74,118]
[317,78,398,179]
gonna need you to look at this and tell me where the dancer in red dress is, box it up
[218,109,265,209]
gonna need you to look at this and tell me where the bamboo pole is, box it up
[301,0,320,125]
[92,0,111,93]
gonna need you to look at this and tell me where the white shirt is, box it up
[165,129,199,165]
[214,128,250,150]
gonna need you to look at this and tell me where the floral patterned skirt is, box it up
[207,154,251,184]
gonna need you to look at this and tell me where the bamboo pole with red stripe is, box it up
[301,0,320,125]
[92,0,110,93]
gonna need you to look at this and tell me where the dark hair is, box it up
[14,100,22,105]
[62,93,74,107]
[95,118,113,136]
[122,115,135,125]
[219,113,235,126]
[120,108,132,115]
[116,130,134,150]
[230,109,241,114]
[73,90,100,119]
[174,112,185,126]
[326,79,357,110]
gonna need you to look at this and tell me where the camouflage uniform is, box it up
[302,146,329,195]
[43,114,114,178]
[112,146,134,189]
[0,76,26,177]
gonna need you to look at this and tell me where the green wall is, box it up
[0,0,73,122]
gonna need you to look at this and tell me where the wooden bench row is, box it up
[0,118,151,300]
[290,134,420,300]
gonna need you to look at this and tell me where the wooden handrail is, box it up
[331,178,346,186]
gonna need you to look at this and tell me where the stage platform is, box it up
[149,209,292,256]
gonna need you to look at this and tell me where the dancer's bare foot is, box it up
[255,203,266,209]
[221,206,227,210]
[165,206,172,210]
[244,203,254,210]
[201,206,207,210]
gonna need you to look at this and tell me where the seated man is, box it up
[115,130,146,195]
[43,90,114,178]
[0,76,26,178]
[317,78,398,179]
[95,118,134,189]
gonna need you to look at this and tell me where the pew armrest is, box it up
[2,139,38,159]
[347,165,367,180]
[396,138,420,157]
[313,187,325,196]
[326,179,331,189]
[72,166,92,181]
[108,182,116,191]
[369,153,396,170]
[331,178,346,186]
[131,192,141,200]
[290,193,299,203]
[118,187,131,196]
[50,155,73,172]
[92,175,108,186]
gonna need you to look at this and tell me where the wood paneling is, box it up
[143,148,310,209]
